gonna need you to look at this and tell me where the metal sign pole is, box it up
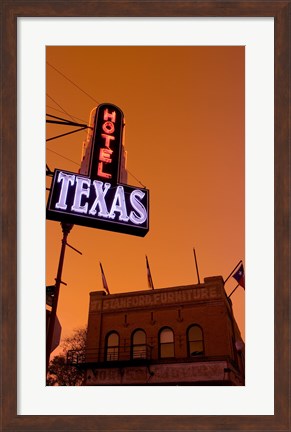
[46,222,73,375]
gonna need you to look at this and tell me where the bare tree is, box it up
[47,327,87,386]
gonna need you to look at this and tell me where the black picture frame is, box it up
[1,1,290,430]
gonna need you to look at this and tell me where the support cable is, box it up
[46,164,53,176]
[46,126,88,142]
[127,170,146,188]
[46,113,89,129]
[46,105,87,123]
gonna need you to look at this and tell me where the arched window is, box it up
[187,325,204,356]
[131,329,147,359]
[159,327,174,358]
[105,331,119,361]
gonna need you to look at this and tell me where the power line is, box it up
[46,105,87,124]
[46,148,80,166]
[47,61,99,104]
[46,126,88,142]
[46,93,76,122]
[46,113,89,128]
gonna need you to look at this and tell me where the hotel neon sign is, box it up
[47,103,149,237]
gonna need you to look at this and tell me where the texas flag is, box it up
[232,263,245,289]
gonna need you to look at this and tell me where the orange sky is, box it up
[46,46,245,353]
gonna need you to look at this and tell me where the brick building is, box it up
[69,276,245,385]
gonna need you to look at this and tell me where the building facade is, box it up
[68,276,245,386]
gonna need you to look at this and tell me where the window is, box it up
[159,327,174,358]
[132,329,147,359]
[187,325,204,356]
[105,331,119,361]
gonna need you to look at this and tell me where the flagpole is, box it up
[224,260,242,285]
[193,248,201,284]
[228,283,240,298]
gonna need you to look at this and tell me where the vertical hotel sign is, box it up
[47,103,149,237]
[89,104,123,183]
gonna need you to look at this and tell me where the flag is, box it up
[232,263,245,289]
[145,255,154,290]
[99,262,110,294]
[193,248,201,284]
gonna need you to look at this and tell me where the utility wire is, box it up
[46,126,88,142]
[46,113,89,128]
[46,93,76,122]
[46,104,87,124]
[46,119,87,128]
[47,148,80,166]
[47,61,99,104]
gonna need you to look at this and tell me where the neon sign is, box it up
[47,103,149,236]
[47,169,149,236]
[47,104,149,237]
[88,104,124,184]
